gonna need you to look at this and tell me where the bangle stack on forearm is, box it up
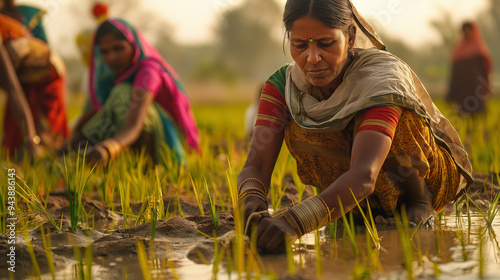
[238,177,268,207]
[100,138,122,161]
[280,196,331,237]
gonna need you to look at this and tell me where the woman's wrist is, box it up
[238,177,269,207]
[238,177,268,193]
[99,138,122,161]
[278,196,331,237]
[24,134,41,146]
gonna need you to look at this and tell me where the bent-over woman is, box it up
[0,13,69,158]
[238,0,473,253]
[70,19,200,166]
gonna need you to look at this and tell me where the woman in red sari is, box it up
[447,22,493,116]
[0,13,69,157]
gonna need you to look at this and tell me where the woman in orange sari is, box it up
[0,13,69,157]
[239,0,472,253]
[447,22,493,116]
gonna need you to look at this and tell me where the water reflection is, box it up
[43,211,500,279]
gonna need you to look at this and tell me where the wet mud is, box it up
[0,173,498,279]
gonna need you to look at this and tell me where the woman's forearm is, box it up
[111,123,144,148]
[101,88,154,150]
[238,126,285,193]
[0,44,38,145]
[319,169,376,221]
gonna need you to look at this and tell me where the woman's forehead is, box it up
[98,34,129,47]
[290,16,344,39]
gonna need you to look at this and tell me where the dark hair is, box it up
[283,0,354,35]
[462,22,473,33]
[95,21,127,44]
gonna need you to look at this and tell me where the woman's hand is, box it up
[256,216,298,254]
[242,194,269,233]
[85,144,109,166]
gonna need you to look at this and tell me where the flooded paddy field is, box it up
[0,172,498,280]
[1,102,499,279]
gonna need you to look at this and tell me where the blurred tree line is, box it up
[64,0,289,94]
[62,0,498,98]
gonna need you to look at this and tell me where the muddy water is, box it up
[2,174,498,279]
[18,212,498,280]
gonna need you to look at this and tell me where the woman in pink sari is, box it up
[70,19,200,165]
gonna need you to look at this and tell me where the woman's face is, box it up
[98,34,135,76]
[289,16,353,92]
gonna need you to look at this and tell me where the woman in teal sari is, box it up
[1,0,48,42]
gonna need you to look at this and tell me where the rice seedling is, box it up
[455,229,470,261]
[23,226,41,279]
[62,147,96,231]
[137,240,152,280]
[314,229,323,276]
[117,180,133,229]
[204,179,219,228]
[151,168,165,240]
[338,197,358,257]
[285,234,296,276]
[134,168,165,239]
[269,148,291,211]
[84,244,93,280]
[13,170,60,231]
[350,189,381,250]
[351,262,372,280]
[478,226,485,278]
[327,220,337,240]
[0,170,6,233]
[212,231,222,278]
[40,226,56,280]
[224,158,247,278]
[393,209,414,280]
[69,234,92,280]
[190,174,205,216]
[166,242,180,280]
[466,188,500,227]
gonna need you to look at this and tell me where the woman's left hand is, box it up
[256,216,298,254]
[85,144,109,166]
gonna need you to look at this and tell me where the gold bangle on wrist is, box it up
[25,135,41,145]
[32,135,41,145]
[238,188,268,207]
[100,138,122,161]
[281,196,330,237]
[238,177,267,193]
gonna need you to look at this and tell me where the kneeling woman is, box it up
[238,0,473,253]
[71,19,200,165]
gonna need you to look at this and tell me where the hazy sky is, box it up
[18,0,489,57]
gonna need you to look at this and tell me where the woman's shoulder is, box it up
[350,48,414,81]
[266,64,290,97]
[355,48,409,69]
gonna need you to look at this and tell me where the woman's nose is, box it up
[307,46,322,64]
